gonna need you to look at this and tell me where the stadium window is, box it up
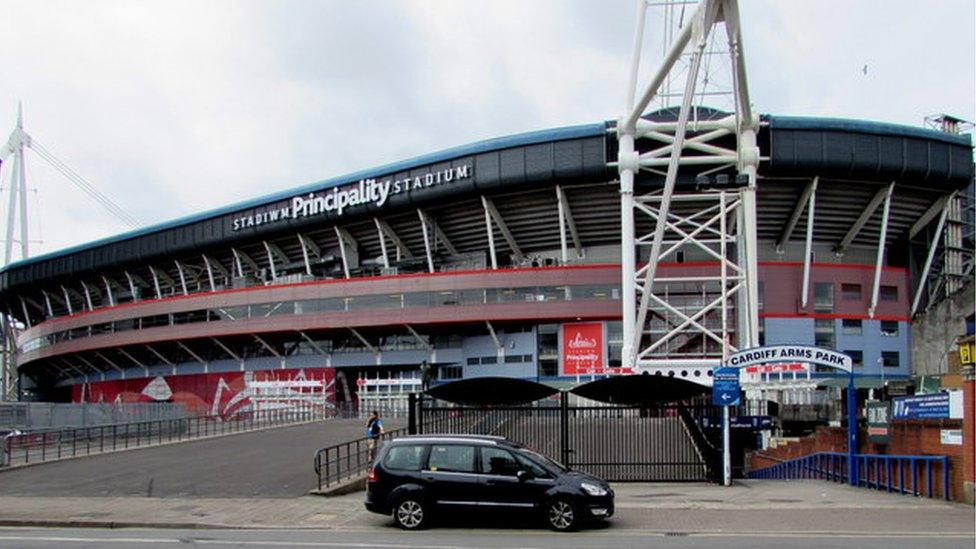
[880,286,898,301]
[881,351,899,368]
[758,282,764,312]
[539,359,558,377]
[841,283,862,301]
[814,318,835,349]
[880,320,899,337]
[504,355,522,364]
[440,366,462,380]
[814,283,833,312]
[846,350,864,367]
[466,357,479,366]
[842,319,862,335]
[480,356,497,365]
[522,354,533,363]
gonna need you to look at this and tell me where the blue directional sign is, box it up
[712,366,740,406]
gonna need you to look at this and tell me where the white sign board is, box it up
[727,345,852,373]
[940,429,963,446]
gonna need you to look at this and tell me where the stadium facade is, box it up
[0,108,972,417]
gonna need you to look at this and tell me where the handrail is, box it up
[748,452,951,500]
[313,427,409,491]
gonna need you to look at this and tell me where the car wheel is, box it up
[393,497,428,530]
[545,498,580,532]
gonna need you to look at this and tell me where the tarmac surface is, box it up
[0,418,403,498]
[0,481,970,535]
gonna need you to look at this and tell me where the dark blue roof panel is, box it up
[766,115,973,147]
[4,122,608,271]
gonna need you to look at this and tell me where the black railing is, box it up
[2,405,331,468]
[313,427,409,491]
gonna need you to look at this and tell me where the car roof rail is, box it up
[398,434,514,444]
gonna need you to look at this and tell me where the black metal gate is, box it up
[411,393,725,482]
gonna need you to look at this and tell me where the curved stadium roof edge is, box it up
[2,112,972,273]
[2,122,608,272]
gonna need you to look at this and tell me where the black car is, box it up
[364,434,614,531]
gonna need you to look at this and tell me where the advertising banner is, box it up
[891,391,963,420]
[71,368,335,419]
[561,322,606,376]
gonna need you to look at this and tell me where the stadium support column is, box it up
[618,0,647,372]
[738,138,760,349]
[619,134,637,370]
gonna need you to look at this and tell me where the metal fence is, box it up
[312,394,733,490]
[747,452,951,500]
[0,401,191,430]
[2,405,331,468]
[418,398,725,482]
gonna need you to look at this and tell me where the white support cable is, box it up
[28,138,140,228]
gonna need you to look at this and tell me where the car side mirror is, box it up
[516,470,532,482]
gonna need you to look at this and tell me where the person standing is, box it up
[365,410,384,461]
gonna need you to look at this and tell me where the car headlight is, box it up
[580,482,608,497]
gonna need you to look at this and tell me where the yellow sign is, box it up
[960,342,974,365]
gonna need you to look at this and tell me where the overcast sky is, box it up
[0,0,973,259]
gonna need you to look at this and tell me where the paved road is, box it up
[0,418,402,498]
[0,527,970,549]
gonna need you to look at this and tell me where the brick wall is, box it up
[750,380,974,502]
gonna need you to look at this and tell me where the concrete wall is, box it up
[912,280,975,377]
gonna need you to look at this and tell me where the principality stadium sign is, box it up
[232,164,472,231]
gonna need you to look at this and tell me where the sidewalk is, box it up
[0,481,971,534]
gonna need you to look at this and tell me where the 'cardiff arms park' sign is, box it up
[726,345,852,373]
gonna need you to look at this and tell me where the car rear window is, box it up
[383,445,426,471]
[427,445,476,473]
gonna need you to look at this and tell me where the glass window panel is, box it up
[841,283,862,300]
[880,286,898,301]
[842,319,862,335]
[814,283,833,312]
[427,445,475,473]
[880,321,899,337]
[384,445,426,471]
[480,447,520,476]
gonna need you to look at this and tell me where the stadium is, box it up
[0,106,972,418]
